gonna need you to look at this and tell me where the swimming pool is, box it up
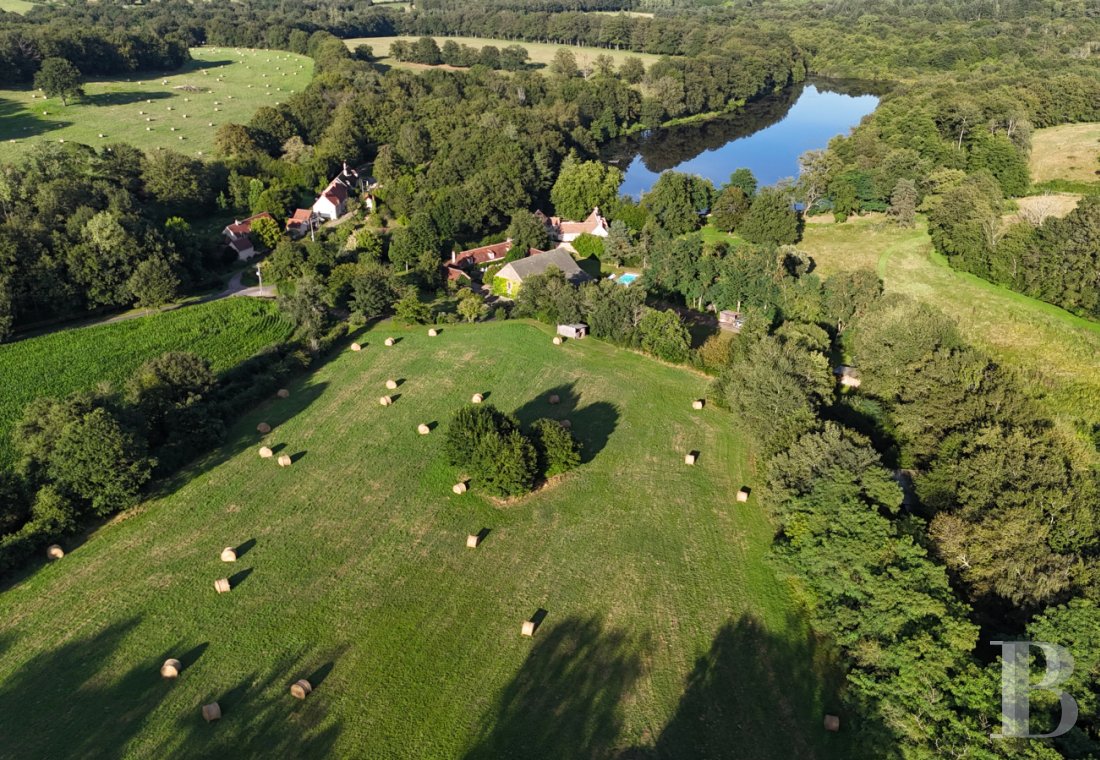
[617,273,639,286]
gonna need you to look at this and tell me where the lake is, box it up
[607,81,881,198]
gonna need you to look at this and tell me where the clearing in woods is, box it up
[0,320,852,759]
[345,35,666,72]
[1028,122,1100,185]
[0,48,313,160]
[800,216,1100,446]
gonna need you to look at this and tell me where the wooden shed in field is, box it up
[556,323,588,340]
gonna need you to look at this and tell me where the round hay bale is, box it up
[521,620,536,637]
[214,578,230,594]
[350,342,362,352]
[202,702,222,722]
[824,715,840,732]
[160,658,182,678]
[471,393,483,404]
[46,544,64,560]
[385,379,398,390]
[466,533,480,548]
[379,396,392,407]
[692,399,705,410]
[257,422,271,434]
[736,488,750,503]
[290,679,312,699]
[417,424,431,435]
[428,328,438,337]
[552,336,563,345]
[220,547,237,562]
[258,446,273,459]
[277,454,292,467]
[559,419,571,429]
[276,388,290,399]
[548,394,560,405]
[684,453,697,466]
[453,482,467,495]
[384,337,395,347]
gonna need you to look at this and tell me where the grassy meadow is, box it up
[0,47,313,161]
[1029,122,1100,185]
[0,320,851,759]
[0,0,40,13]
[0,299,292,467]
[345,35,665,73]
[799,216,1100,441]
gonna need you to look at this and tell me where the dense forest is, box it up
[0,0,1098,756]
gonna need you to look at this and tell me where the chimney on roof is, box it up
[342,161,348,174]
[451,250,456,263]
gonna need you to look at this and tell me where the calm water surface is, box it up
[610,82,880,197]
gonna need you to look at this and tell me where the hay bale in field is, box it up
[824,715,840,732]
[521,620,537,637]
[384,337,395,346]
[202,703,221,722]
[257,422,272,434]
[548,394,560,405]
[277,388,290,399]
[214,578,231,594]
[277,454,292,467]
[46,544,64,560]
[417,424,431,435]
[220,547,237,562]
[466,533,480,548]
[559,419,571,429]
[453,481,468,495]
[259,446,273,458]
[160,658,182,678]
[692,399,704,410]
[684,453,696,466]
[428,328,438,337]
[737,488,750,503]
[379,395,392,406]
[350,342,362,352]
[290,679,312,699]
[552,336,563,345]
[471,393,483,404]
[385,379,398,390]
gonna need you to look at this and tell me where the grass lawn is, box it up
[345,35,666,73]
[0,320,852,759]
[799,216,1100,445]
[0,48,313,161]
[0,0,40,13]
[0,298,292,468]
[1029,122,1100,185]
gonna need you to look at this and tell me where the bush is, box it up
[572,233,605,259]
[444,404,518,466]
[529,419,581,478]
[471,429,537,497]
[638,308,691,363]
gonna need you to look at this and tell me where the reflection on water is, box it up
[606,80,881,197]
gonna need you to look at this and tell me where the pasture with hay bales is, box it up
[0,320,853,758]
[0,47,313,160]
[0,298,292,467]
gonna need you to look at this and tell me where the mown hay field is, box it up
[1029,122,1100,185]
[0,320,852,759]
[0,298,292,466]
[0,47,313,161]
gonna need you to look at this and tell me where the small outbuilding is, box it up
[834,366,862,388]
[556,323,587,340]
[718,310,744,333]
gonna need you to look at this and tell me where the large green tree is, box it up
[550,154,623,221]
[34,57,83,106]
[737,188,800,245]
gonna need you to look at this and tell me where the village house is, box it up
[493,247,588,296]
[285,208,315,239]
[536,208,610,243]
[221,212,274,261]
[312,162,376,222]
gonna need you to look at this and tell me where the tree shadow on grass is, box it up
[0,95,72,140]
[463,615,646,760]
[620,615,883,760]
[512,383,619,464]
[84,90,171,107]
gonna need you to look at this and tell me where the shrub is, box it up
[444,404,518,466]
[638,308,691,363]
[529,419,582,478]
[572,233,605,259]
[471,429,537,497]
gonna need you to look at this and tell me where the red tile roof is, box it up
[228,237,254,254]
[224,212,275,237]
[452,241,513,268]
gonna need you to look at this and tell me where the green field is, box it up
[1029,122,1100,185]
[800,216,1100,443]
[345,35,666,72]
[0,299,292,467]
[0,0,40,13]
[0,320,850,759]
[0,48,313,161]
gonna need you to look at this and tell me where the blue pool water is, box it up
[617,273,639,286]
